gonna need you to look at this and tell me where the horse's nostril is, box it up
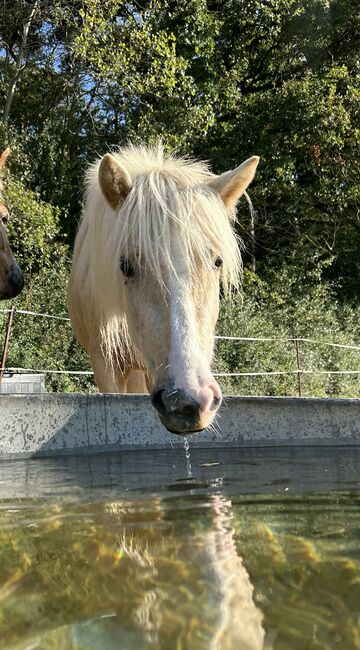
[183,403,198,419]
[151,389,166,414]
[151,388,200,423]
[210,395,222,411]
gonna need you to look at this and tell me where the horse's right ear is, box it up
[0,148,10,173]
[98,153,132,210]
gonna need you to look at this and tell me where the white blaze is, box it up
[168,273,207,394]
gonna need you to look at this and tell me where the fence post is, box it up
[0,306,15,385]
[294,337,302,397]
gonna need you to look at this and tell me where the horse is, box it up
[68,143,259,434]
[0,149,24,300]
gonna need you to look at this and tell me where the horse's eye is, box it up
[1,215,8,226]
[214,256,223,269]
[120,259,134,278]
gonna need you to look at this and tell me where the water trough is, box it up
[1,393,360,459]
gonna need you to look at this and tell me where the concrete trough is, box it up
[1,394,360,459]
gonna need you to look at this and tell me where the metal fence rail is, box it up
[0,308,70,321]
[2,307,360,396]
[2,308,360,349]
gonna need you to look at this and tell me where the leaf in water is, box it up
[197,462,221,468]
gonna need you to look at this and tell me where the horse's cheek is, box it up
[0,254,6,284]
[197,276,219,345]
[124,287,165,364]
[0,228,6,252]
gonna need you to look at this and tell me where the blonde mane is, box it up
[73,143,242,365]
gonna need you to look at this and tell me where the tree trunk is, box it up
[2,1,40,124]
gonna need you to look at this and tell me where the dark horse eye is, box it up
[214,256,223,269]
[1,215,8,226]
[120,259,134,278]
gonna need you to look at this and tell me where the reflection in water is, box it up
[0,491,264,649]
[1,449,360,648]
[101,493,264,650]
[205,495,264,650]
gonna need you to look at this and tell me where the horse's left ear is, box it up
[98,153,132,210]
[207,156,260,213]
[0,148,10,173]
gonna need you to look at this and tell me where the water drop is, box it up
[184,438,192,478]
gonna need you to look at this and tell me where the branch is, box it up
[2,0,41,124]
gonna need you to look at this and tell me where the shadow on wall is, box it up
[0,393,180,458]
[2,392,249,458]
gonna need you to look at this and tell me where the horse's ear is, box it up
[207,156,260,213]
[98,153,132,210]
[0,148,10,173]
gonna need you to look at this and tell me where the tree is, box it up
[0,0,359,393]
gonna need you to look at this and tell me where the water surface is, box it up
[1,447,360,649]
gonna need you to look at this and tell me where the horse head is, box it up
[71,145,259,435]
[0,149,24,300]
[98,147,259,433]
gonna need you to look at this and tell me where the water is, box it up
[183,437,192,477]
[1,446,360,649]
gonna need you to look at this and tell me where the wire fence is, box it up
[2,306,360,396]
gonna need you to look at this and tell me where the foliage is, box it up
[0,176,92,392]
[0,0,359,395]
[0,264,94,393]
[217,269,360,397]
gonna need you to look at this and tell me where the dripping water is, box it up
[183,437,192,478]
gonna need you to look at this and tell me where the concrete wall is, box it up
[1,393,360,458]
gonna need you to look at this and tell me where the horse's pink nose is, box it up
[198,381,222,414]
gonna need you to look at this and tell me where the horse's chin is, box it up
[158,415,210,436]
[167,427,206,437]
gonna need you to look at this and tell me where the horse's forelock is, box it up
[98,146,242,292]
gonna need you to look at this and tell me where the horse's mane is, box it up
[73,143,242,364]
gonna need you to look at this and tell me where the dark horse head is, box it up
[0,149,24,300]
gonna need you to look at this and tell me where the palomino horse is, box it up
[0,149,24,299]
[68,144,259,434]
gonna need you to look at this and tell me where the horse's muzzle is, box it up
[4,263,24,298]
[151,387,221,435]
